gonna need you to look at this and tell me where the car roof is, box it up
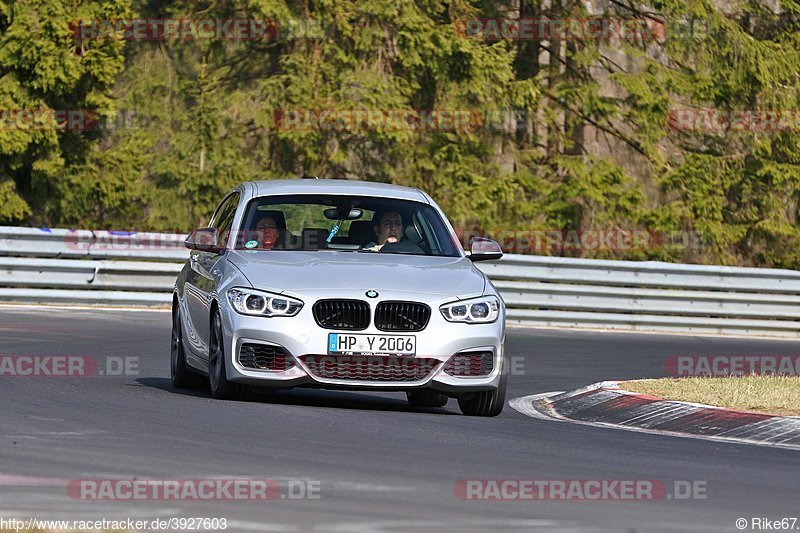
[249,179,430,203]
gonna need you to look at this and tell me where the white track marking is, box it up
[509,392,800,451]
[508,392,564,421]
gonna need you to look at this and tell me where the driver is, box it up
[254,215,279,250]
[364,211,403,251]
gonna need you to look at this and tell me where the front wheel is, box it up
[457,375,506,417]
[208,310,242,399]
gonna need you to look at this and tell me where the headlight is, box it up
[440,296,500,324]
[227,288,303,317]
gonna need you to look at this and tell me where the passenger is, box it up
[255,215,279,250]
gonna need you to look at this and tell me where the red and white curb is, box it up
[510,381,800,451]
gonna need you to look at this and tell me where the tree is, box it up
[0,0,129,224]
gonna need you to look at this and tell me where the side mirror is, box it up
[185,228,223,254]
[468,237,503,262]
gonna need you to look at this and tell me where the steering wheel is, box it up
[379,240,425,255]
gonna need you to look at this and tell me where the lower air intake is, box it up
[238,343,295,371]
[443,351,494,376]
[300,355,439,382]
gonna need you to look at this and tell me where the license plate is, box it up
[327,333,416,355]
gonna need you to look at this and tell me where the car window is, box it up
[237,194,460,257]
[209,192,236,228]
[279,204,356,235]
[414,211,442,254]
[211,192,240,248]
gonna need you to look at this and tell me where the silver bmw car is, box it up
[171,178,507,416]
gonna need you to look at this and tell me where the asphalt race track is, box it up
[1,306,799,532]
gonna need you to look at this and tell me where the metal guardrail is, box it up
[2,226,800,337]
[0,226,188,261]
[478,256,800,337]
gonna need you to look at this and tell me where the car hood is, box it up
[226,250,485,298]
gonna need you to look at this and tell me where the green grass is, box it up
[621,376,800,416]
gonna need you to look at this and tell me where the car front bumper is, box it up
[219,291,506,395]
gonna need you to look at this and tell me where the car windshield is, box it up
[234,194,461,257]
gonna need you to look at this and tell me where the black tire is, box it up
[406,389,449,408]
[457,374,507,417]
[171,306,204,389]
[208,310,242,399]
